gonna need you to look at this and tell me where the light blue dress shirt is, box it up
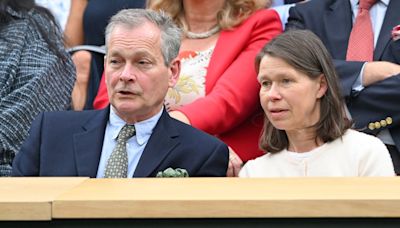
[96,107,163,178]
[272,4,296,30]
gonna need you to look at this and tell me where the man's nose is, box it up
[120,64,136,81]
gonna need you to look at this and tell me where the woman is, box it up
[93,0,282,175]
[240,30,395,177]
[0,0,75,176]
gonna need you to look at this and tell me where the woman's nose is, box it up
[267,84,281,101]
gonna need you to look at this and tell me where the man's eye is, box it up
[109,59,119,64]
[282,78,291,84]
[138,60,151,65]
[261,80,271,87]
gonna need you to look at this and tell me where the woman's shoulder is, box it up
[30,9,59,33]
[342,129,383,144]
[333,129,388,155]
[2,8,57,40]
[232,8,282,35]
[245,8,281,24]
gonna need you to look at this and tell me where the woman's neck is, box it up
[183,0,224,32]
[286,128,323,153]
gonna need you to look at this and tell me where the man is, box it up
[12,9,229,177]
[286,0,400,174]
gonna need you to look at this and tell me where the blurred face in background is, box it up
[257,55,327,134]
[105,22,180,123]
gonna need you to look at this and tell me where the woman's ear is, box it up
[316,74,328,98]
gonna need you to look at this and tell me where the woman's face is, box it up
[257,55,327,132]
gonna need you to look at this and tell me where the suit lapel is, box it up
[205,29,245,94]
[374,0,400,60]
[73,108,109,177]
[133,110,180,177]
[324,0,353,59]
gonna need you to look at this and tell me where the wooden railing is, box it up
[1,177,400,223]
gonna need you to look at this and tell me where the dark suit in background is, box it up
[286,0,400,173]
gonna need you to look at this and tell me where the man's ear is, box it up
[317,74,328,98]
[168,58,181,87]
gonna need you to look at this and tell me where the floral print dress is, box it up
[165,46,214,111]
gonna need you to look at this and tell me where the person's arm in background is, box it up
[285,2,400,137]
[63,0,92,110]
[286,4,400,98]
[64,0,87,47]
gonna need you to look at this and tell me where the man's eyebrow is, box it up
[257,73,269,80]
[109,49,153,58]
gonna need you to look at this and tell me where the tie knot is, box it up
[359,0,377,10]
[117,124,136,141]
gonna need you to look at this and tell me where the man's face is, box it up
[105,22,180,123]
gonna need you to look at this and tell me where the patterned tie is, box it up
[346,0,377,61]
[104,124,136,178]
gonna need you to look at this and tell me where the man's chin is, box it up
[111,100,138,112]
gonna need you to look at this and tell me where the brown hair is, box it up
[255,30,351,153]
[146,0,271,30]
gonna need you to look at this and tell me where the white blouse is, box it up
[239,129,395,177]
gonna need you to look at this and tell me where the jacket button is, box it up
[386,117,393,125]
[368,123,375,130]
[374,121,381,129]
[380,120,387,127]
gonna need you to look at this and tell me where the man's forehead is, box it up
[109,25,160,46]
[112,22,160,37]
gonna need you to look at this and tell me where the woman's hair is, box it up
[255,30,351,153]
[147,0,272,30]
[0,0,64,58]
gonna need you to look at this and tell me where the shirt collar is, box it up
[350,0,389,8]
[109,106,163,145]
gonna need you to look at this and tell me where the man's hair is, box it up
[105,8,181,66]
[255,30,351,153]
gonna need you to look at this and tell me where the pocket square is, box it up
[392,25,400,41]
[156,167,189,177]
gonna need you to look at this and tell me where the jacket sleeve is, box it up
[178,10,282,135]
[11,113,45,176]
[195,142,229,177]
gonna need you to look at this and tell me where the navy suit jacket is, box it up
[12,108,229,177]
[286,0,400,151]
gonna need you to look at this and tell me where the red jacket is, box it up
[93,9,282,161]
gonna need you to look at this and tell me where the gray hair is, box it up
[105,8,182,66]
